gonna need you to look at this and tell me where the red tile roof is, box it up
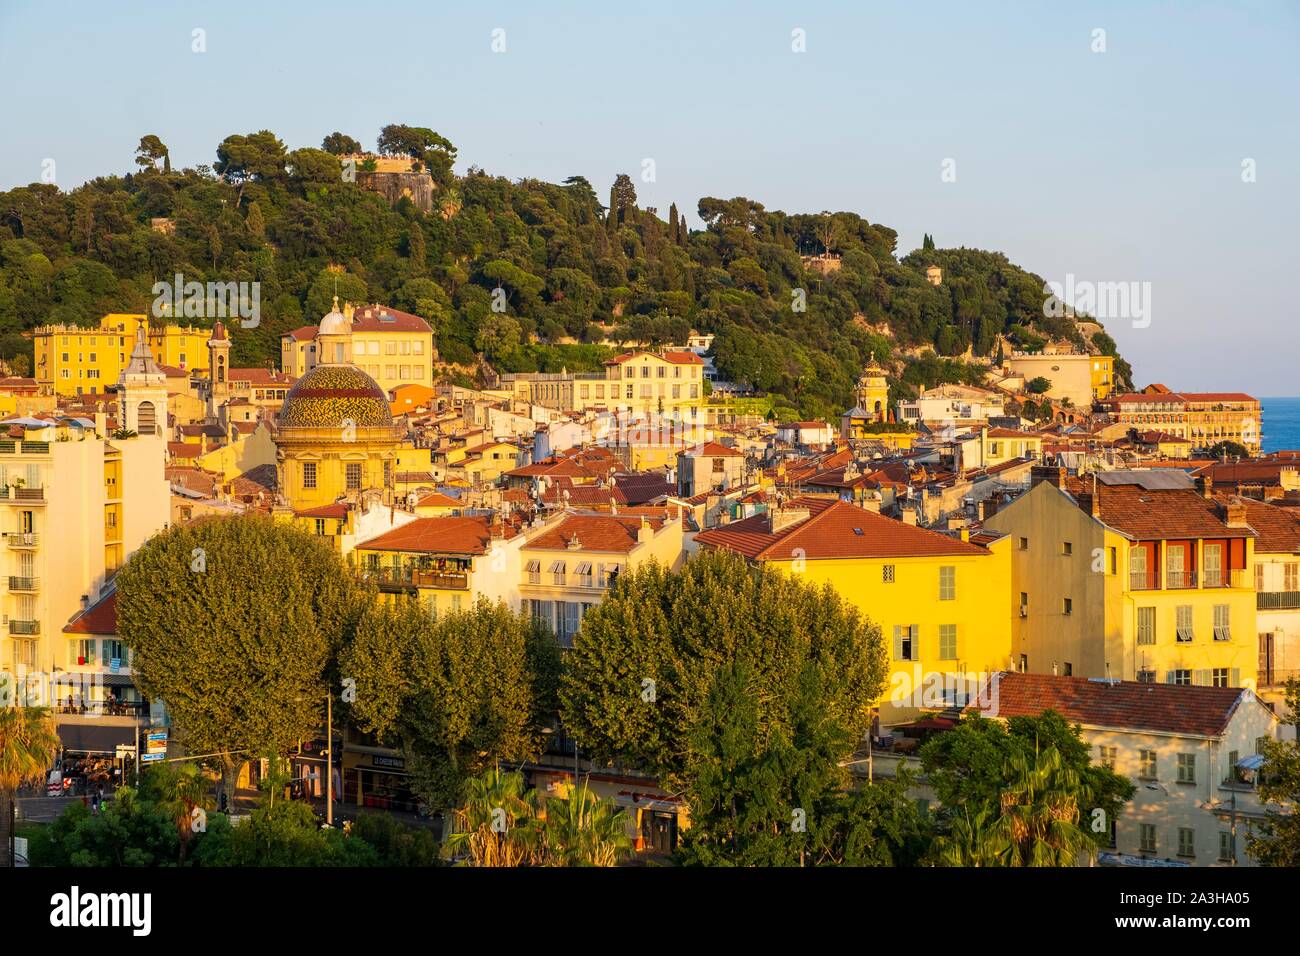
[696,498,990,561]
[64,591,117,636]
[682,441,744,458]
[360,516,509,554]
[1221,496,1300,553]
[416,492,462,508]
[1065,479,1255,540]
[349,304,433,333]
[605,350,703,366]
[294,503,350,519]
[229,368,295,386]
[524,513,666,553]
[967,672,1253,738]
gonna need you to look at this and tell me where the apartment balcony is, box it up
[3,532,39,548]
[360,567,469,592]
[0,440,50,455]
[1258,591,1300,611]
[7,576,39,592]
[0,486,45,503]
[1202,568,1248,589]
[1129,571,1159,591]
[1164,570,1197,590]
[8,619,40,635]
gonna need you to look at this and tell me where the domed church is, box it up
[275,298,405,511]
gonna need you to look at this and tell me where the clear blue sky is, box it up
[2,1,1297,393]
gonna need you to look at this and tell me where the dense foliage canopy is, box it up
[0,126,1126,416]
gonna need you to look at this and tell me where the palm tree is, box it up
[931,806,1011,867]
[443,766,543,867]
[543,781,634,867]
[152,761,215,863]
[0,706,60,867]
[997,746,1096,867]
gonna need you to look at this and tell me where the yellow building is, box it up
[599,350,705,417]
[0,362,169,675]
[983,469,1257,686]
[841,354,891,438]
[696,496,1014,719]
[970,427,1045,469]
[353,515,524,617]
[31,313,209,397]
[1104,390,1262,454]
[281,303,435,398]
[1005,351,1114,407]
[274,300,406,512]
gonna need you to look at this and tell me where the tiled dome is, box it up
[277,364,393,429]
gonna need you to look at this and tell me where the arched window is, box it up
[137,400,156,435]
[217,355,226,383]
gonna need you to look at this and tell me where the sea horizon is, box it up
[1261,396,1300,453]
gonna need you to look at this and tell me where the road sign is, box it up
[115,744,137,759]
[143,730,168,762]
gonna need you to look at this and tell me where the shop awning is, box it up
[58,723,138,754]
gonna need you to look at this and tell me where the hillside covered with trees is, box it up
[0,125,1128,420]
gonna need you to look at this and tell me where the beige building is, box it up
[281,303,435,397]
[1104,390,1262,454]
[1,338,169,676]
[519,511,685,646]
[970,673,1280,867]
[1005,351,1115,407]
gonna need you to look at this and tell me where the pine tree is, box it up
[408,222,427,275]
[668,203,679,240]
[606,184,619,234]
[246,202,266,240]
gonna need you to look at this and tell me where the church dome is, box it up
[318,296,351,337]
[277,363,393,429]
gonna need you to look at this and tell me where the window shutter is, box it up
[1193,669,1209,687]
[1165,671,1176,684]
[893,626,904,661]
[1231,668,1241,687]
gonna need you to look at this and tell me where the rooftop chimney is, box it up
[768,504,812,534]
[1030,465,1066,490]
[1223,498,1248,528]
[1196,475,1213,499]
[1075,490,1101,519]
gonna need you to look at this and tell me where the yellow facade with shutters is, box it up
[984,480,1258,687]
[32,314,209,396]
[752,544,1014,719]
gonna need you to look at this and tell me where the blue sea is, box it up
[1263,397,1300,453]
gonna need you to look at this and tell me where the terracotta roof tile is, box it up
[967,672,1253,738]
[360,516,507,554]
[64,591,117,636]
[524,513,665,553]
[697,498,989,561]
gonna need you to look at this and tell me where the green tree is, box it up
[930,806,1010,866]
[343,599,559,812]
[0,705,60,866]
[442,766,544,867]
[1248,678,1300,866]
[150,762,214,863]
[134,134,170,173]
[321,132,362,155]
[543,781,634,867]
[561,550,887,794]
[115,516,365,809]
[920,713,1133,862]
[1026,376,1051,394]
[1208,440,1250,460]
[213,130,287,206]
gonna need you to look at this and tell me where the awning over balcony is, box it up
[58,723,138,755]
